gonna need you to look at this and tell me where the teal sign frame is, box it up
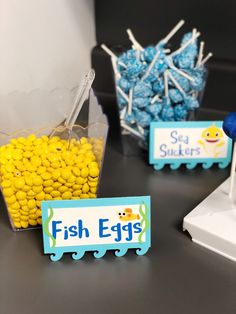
[149,121,232,170]
[42,196,151,261]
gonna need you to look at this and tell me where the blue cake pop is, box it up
[223,112,236,140]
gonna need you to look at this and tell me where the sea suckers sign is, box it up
[42,196,151,261]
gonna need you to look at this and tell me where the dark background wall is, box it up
[92,0,236,123]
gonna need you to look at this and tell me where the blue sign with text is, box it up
[149,121,232,170]
[42,196,151,261]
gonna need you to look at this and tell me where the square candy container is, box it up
[0,89,108,231]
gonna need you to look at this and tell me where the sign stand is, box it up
[183,176,236,262]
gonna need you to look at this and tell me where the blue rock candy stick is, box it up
[152,78,165,93]
[169,89,183,103]
[223,112,236,140]
[133,81,153,98]
[134,109,152,127]
[174,104,188,121]
[184,96,199,110]
[161,104,175,121]
[133,97,150,109]
[145,101,163,116]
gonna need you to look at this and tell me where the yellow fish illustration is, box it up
[198,124,225,157]
[118,208,140,221]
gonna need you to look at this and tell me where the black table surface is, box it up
[0,116,236,314]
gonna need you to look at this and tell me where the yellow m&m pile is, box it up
[0,134,104,229]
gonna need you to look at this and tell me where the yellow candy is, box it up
[51,162,60,169]
[29,214,37,220]
[36,191,45,201]
[22,205,30,212]
[23,151,33,158]
[33,185,43,194]
[58,177,66,184]
[28,134,36,142]
[16,191,26,201]
[28,199,36,209]
[80,193,89,199]
[90,187,97,194]
[82,183,89,193]
[62,191,72,199]
[41,135,49,142]
[31,156,41,167]
[37,218,42,225]
[45,194,53,200]
[67,175,76,183]
[36,209,42,217]
[76,177,85,185]
[20,210,29,216]
[89,167,99,177]
[53,197,62,200]
[28,190,36,197]
[80,137,88,144]
[88,181,98,187]
[28,165,37,172]
[22,185,31,192]
[52,170,60,180]
[73,190,81,197]
[32,176,43,186]
[47,167,54,173]
[20,215,28,221]
[72,184,82,190]
[29,208,37,215]
[37,166,46,174]
[43,179,53,187]
[72,167,80,177]
[44,186,53,193]
[19,199,27,206]
[14,221,21,228]
[21,221,29,229]
[36,201,41,207]
[88,176,98,182]
[41,172,51,180]
[65,183,73,187]
[81,167,89,178]
[25,176,33,186]
[1,180,11,188]
[3,187,14,197]
[61,169,71,180]
[11,202,20,210]
[14,177,25,189]
[42,159,50,167]
[6,195,16,204]
[29,219,37,226]
[88,192,96,198]
[51,190,60,197]
[52,182,61,189]
[58,186,68,193]
[8,208,19,214]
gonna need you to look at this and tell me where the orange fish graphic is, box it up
[118,208,140,221]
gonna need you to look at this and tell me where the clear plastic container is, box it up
[0,89,108,231]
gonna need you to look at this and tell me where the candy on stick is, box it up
[223,112,236,198]
[102,21,212,144]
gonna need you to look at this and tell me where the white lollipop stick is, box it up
[117,87,129,102]
[141,50,160,80]
[127,89,133,115]
[111,57,121,80]
[126,29,144,51]
[120,121,145,140]
[120,107,126,120]
[167,70,185,95]
[171,32,200,56]
[164,71,169,98]
[151,94,162,104]
[162,19,185,44]
[196,41,205,66]
[229,143,236,198]
[200,52,213,65]
[166,57,195,82]
[137,124,145,135]
[101,44,127,68]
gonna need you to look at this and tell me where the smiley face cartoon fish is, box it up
[118,208,140,221]
[198,124,225,157]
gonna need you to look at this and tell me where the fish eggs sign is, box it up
[149,121,232,170]
[42,196,151,261]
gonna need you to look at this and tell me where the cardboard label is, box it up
[42,196,151,261]
[149,121,232,170]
